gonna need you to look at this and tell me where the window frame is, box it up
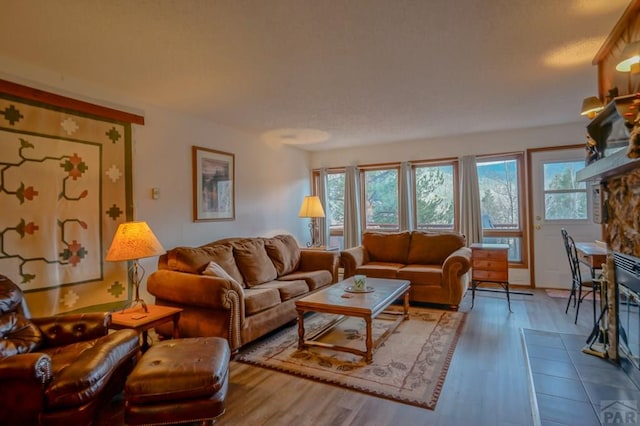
[541,159,590,223]
[312,168,346,246]
[476,152,527,267]
[359,163,401,232]
[411,158,459,232]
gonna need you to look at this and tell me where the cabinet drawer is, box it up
[472,259,507,270]
[473,269,508,281]
[472,249,507,260]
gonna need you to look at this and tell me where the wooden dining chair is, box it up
[562,230,599,324]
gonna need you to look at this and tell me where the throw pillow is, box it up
[203,261,243,289]
[363,231,411,264]
[408,232,465,264]
[166,246,216,274]
[264,235,300,276]
[232,239,278,287]
[202,244,245,285]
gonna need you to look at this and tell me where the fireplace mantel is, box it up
[576,148,639,182]
[576,94,640,183]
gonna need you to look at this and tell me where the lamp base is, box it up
[120,297,148,313]
[306,220,322,247]
[120,260,149,313]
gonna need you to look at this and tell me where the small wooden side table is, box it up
[470,243,511,312]
[110,304,182,351]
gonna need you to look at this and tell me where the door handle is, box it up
[535,224,542,230]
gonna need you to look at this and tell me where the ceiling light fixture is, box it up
[616,41,640,73]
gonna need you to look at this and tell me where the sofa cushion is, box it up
[233,240,278,287]
[202,261,244,289]
[397,265,443,286]
[408,232,465,265]
[166,246,214,274]
[263,235,300,276]
[259,280,308,301]
[204,245,245,285]
[363,231,411,264]
[243,287,281,315]
[277,270,333,290]
[355,262,404,279]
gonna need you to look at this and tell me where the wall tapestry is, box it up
[0,92,133,316]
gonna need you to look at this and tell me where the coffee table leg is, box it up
[297,309,305,350]
[403,290,410,320]
[365,316,373,363]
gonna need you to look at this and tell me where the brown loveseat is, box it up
[0,275,140,426]
[341,231,472,310]
[147,234,339,351]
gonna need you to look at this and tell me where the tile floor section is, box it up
[523,329,640,426]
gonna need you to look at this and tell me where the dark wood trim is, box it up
[526,144,588,288]
[0,79,144,125]
[593,0,640,65]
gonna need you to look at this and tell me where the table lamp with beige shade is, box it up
[298,195,325,247]
[106,221,165,313]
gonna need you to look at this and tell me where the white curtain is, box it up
[460,155,483,245]
[398,161,414,231]
[317,168,329,246]
[344,166,362,248]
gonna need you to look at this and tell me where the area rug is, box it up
[235,307,466,410]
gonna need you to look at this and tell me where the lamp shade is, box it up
[616,41,640,73]
[580,96,604,117]
[298,195,325,218]
[105,221,165,262]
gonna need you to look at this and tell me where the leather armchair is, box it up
[0,275,140,425]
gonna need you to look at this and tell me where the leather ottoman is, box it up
[124,337,230,425]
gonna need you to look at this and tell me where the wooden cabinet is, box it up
[470,243,511,312]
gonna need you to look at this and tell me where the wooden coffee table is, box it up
[296,277,410,363]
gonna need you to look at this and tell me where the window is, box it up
[413,161,457,231]
[477,154,525,264]
[362,167,399,231]
[326,171,345,249]
[542,161,587,220]
[311,170,346,250]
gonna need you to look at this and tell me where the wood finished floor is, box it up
[97,289,594,425]
[213,289,594,426]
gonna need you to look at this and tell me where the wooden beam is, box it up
[0,79,144,125]
[593,0,640,65]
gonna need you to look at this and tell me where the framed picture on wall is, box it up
[192,146,235,221]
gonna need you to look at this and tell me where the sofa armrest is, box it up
[298,250,340,283]
[442,247,472,300]
[340,246,366,278]
[0,352,51,384]
[148,270,244,312]
[148,270,245,350]
[31,313,110,348]
[442,247,472,277]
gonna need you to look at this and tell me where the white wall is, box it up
[1,62,313,301]
[310,122,587,168]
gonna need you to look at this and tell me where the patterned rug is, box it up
[235,306,466,410]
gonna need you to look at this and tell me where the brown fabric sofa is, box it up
[0,275,140,426]
[147,234,339,351]
[340,231,472,310]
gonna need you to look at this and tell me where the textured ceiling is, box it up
[0,0,631,150]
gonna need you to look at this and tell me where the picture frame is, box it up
[192,146,235,221]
